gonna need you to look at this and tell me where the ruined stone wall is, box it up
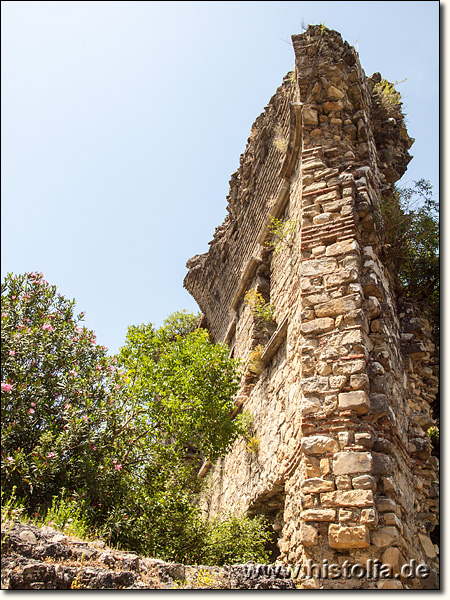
[184,26,438,590]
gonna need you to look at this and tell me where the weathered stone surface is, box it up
[372,526,399,548]
[315,294,362,318]
[328,524,370,549]
[376,497,398,513]
[301,478,335,493]
[301,436,339,455]
[301,317,334,335]
[371,452,392,475]
[301,509,336,522]
[377,580,403,589]
[298,523,318,547]
[303,106,319,126]
[360,508,378,527]
[352,475,376,490]
[321,490,374,508]
[381,547,404,575]
[338,391,370,414]
[19,530,38,545]
[418,533,437,558]
[333,451,372,475]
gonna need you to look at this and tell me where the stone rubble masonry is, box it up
[184,25,438,589]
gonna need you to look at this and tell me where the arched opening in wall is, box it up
[248,486,285,562]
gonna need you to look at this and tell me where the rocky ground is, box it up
[1,520,296,590]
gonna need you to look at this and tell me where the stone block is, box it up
[338,391,370,415]
[418,533,437,558]
[301,376,329,393]
[333,451,372,475]
[377,580,403,589]
[376,497,398,513]
[371,452,392,476]
[383,512,402,529]
[332,359,366,376]
[328,524,370,549]
[335,475,352,490]
[349,373,369,390]
[360,508,378,527]
[301,509,336,522]
[323,100,344,113]
[325,239,359,257]
[301,478,335,493]
[354,432,374,448]
[301,317,334,335]
[303,106,319,126]
[370,394,389,416]
[382,547,404,576]
[301,435,339,455]
[302,258,337,277]
[312,212,333,225]
[320,458,331,475]
[321,489,374,508]
[327,85,345,100]
[352,475,376,491]
[372,526,399,548]
[298,523,318,547]
[315,294,362,318]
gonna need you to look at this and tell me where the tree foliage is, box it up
[117,319,242,462]
[1,276,268,564]
[380,179,439,339]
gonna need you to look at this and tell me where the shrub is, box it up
[244,289,275,333]
[1,272,136,515]
[204,513,270,566]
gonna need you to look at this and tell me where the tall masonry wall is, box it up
[184,26,439,589]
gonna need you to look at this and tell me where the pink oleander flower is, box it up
[83,415,88,422]
[65,403,71,410]
[96,365,102,371]
[112,458,117,464]
[114,463,122,471]
[11,295,16,300]
[42,323,54,332]
[9,350,15,356]
[91,445,97,450]
[30,402,36,407]
[1,383,13,392]
[69,370,77,377]
[6,456,14,463]
[115,384,121,390]
[28,408,35,414]
[47,452,56,458]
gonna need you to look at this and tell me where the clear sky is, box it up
[1,1,440,355]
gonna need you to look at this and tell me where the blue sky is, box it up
[1,1,440,355]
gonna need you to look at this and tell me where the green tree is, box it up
[380,179,439,339]
[118,319,243,463]
[2,277,269,563]
[1,272,148,519]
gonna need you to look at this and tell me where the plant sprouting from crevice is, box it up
[266,216,297,253]
[273,124,288,154]
[244,289,275,332]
